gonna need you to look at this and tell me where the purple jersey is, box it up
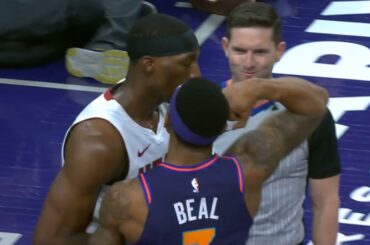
[137,154,253,244]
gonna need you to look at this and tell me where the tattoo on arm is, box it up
[226,111,320,179]
[101,181,137,224]
[91,180,139,245]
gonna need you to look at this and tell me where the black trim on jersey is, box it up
[308,108,341,179]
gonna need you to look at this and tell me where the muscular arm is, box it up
[89,179,147,245]
[33,119,127,245]
[227,111,324,215]
[225,77,329,215]
[225,76,328,127]
[89,181,129,245]
[226,76,329,177]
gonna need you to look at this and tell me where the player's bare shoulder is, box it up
[68,118,123,147]
[64,118,128,186]
[100,178,145,224]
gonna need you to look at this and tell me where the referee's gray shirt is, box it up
[213,103,307,245]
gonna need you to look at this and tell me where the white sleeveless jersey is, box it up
[61,88,169,232]
[213,102,308,245]
[62,89,169,178]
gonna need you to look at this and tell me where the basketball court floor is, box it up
[0,0,369,244]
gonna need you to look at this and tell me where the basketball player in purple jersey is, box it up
[89,76,328,244]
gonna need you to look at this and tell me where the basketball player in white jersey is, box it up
[33,13,201,245]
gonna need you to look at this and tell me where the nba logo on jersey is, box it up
[191,178,199,193]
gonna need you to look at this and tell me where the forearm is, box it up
[312,197,339,245]
[257,76,329,117]
[228,111,321,177]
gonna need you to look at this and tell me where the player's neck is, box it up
[113,79,162,121]
[166,137,213,166]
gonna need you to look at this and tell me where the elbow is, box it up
[320,86,329,104]
[318,87,330,117]
[312,193,340,212]
[310,86,329,123]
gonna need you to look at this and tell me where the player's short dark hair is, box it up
[127,13,199,62]
[173,77,229,146]
[226,2,282,44]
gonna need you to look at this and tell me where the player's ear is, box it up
[140,56,155,74]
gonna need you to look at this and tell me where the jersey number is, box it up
[183,228,215,245]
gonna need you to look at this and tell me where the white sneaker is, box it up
[65,48,129,84]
